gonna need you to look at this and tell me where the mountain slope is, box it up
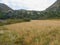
[0,3,13,12]
[0,0,60,20]
[46,0,60,11]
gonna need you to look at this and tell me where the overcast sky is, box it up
[0,0,56,11]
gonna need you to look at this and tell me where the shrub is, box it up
[23,18,31,22]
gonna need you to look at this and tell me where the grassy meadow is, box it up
[1,20,60,45]
[0,20,59,45]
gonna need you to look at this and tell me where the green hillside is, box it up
[0,0,60,25]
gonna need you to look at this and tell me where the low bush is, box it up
[23,18,31,22]
[0,19,31,26]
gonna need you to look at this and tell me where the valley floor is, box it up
[2,20,60,45]
[4,20,60,32]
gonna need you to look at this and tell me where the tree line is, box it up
[0,9,60,20]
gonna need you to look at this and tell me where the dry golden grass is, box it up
[4,20,60,45]
[4,20,60,31]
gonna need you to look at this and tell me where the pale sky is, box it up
[0,0,56,11]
